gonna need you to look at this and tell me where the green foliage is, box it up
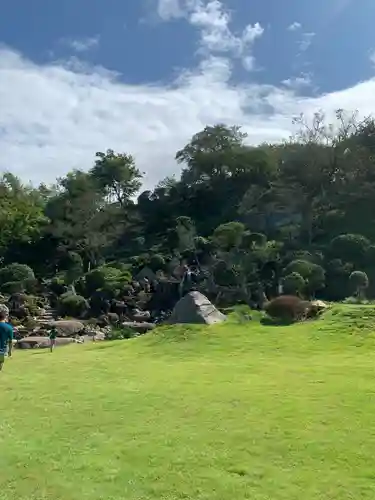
[349,271,369,299]
[58,292,89,318]
[0,281,25,294]
[241,231,267,249]
[212,222,245,250]
[91,149,143,206]
[0,263,35,286]
[0,173,48,255]
[281,272,305,296]
[105,326,137,340]
[84,265,132,297]
[330,234,370,264]
[212,260,238,287]
[50,276,67,296]
[149,254,166,272]
[284,260,325,297]
[5,111,375,305]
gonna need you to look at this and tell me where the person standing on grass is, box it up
[0,305,13,372]
[49,326,58,352]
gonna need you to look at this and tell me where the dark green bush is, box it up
[105,326,136,341]
[1,281,25,294]
[50,276,67,296]
[0,264,34,286]
[281,272,305,296]
[149,254,166,272]
[349,271,369,299]
[85,265,132,296]
[58,292,89,318]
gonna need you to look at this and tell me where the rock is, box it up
[48,320,85,337]
[107,312,120,325]
[310,300,329,310]
[17,336,76,349]
[131,309,151,322]
[121,322,156,334]
[168,291,226,325]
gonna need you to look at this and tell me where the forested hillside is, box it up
[2,109,375,305]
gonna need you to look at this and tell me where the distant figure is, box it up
[0,307,13,372]
[49,326,58,353]
[179,265,196,298]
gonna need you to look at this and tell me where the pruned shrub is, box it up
[281,272,305,296]
[283,260,325,298]
[0,264,34,286]
[330,234,370,264]
[84,265,132,296]
[265,295,308,322]
[349,271,369,300]
[50,276,67,296]
[58,292,89,318]
[1,281,25,294]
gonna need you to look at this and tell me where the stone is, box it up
[48,320,85,337]
[121,322,156,334]
[17,336,76,349]
[168,291,226,325]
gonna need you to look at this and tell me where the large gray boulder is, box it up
[168,291,226,325]
[17,336,76,349]
[48,320,85,337]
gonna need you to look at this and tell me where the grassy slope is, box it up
[2,305,375,499]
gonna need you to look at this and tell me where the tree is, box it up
[349,271,369,300]
[47,171,122,270]
[90,150,143,207]
[0,174,48,259]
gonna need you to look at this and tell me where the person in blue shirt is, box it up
[0,306,13,372]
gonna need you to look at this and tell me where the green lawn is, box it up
[2,305,375,499]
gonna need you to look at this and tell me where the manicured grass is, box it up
[2,305,375,499]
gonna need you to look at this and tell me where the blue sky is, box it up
[0,0,375,188]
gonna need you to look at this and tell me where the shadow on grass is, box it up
[260,317,295,327]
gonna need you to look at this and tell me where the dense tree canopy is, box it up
[3,109,375,303]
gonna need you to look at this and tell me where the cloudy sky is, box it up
[1,0,375,188]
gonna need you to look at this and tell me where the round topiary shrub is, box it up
[0,264,35,286]
[58,292,89,318]
[85,266,132,296]
[281,272,305,296]
[349,271,369,300]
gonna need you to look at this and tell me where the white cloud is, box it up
[282,74,312,90]
[298,32,315,52]
[62,36,100,53]
[158,0,264,71]
[288,22,302,31]
[157,0,183,20]
[1,0,375,190]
